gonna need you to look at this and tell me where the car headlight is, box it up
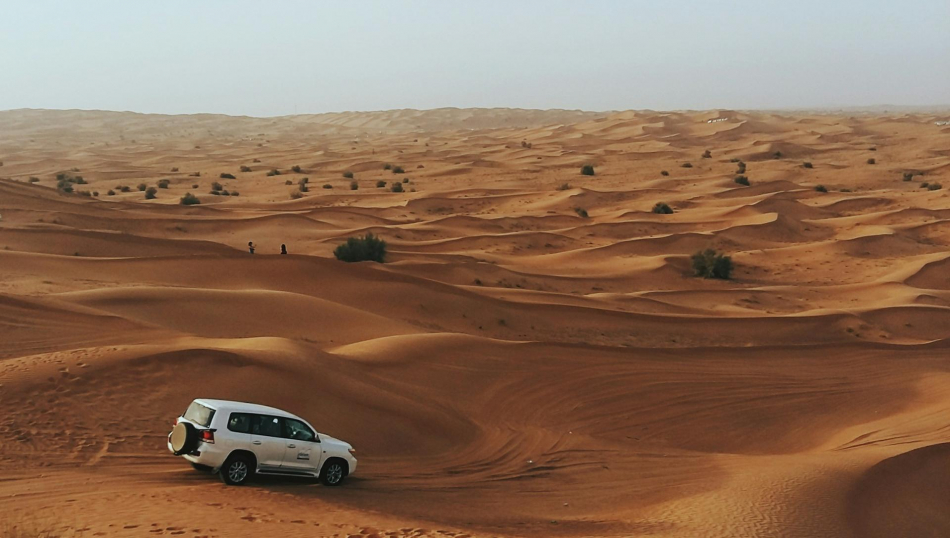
[348,447,356,455]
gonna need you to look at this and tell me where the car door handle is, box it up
[252,440,262,445]
[287,444,296,448]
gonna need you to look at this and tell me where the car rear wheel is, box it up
[320,459,347,486]
[220,454,254,486]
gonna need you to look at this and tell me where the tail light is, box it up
[199,429,215,444]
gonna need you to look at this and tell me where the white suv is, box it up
[167,399,357,486]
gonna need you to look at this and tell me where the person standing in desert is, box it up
[248,241,255,254]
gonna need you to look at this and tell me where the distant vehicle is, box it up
[168,399,357,486]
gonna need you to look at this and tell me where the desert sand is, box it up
[0,107,949,537]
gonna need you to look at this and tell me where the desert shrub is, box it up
[814,185,827,193]
[180,192,200,205]
[702,150,712,159]
[190,171,201,177]
[289,165,302,174]
[120,186,131,192]
[93,191,99,196]
[392,166,405,174]
[334,233,387,263]
[230,191,239,196]
[28,177,39,183]
[557,183,571,191]
[574,207,589,218]
[928,183,942,191]
[417,164,425,168]
[76,190,91,197]
[691,249,733,279]
[376,180,387,188]
[298,182,309,192]
[209,190,220,196]
[920,182,930,188]
[211,181,223,192]
[290,190,304,199]
[192,183,199,188]
[350,181,359,190]
[145,187,158,199]
[869,147,877,151]
[157,179,171,189]
[734,175,750,186]
[299,177,309,184]
[652,202,674,214]
[391,182,404,193]
[903,172,914,181]
[323,183,333,189]
[867,158,876,165]
[580,164,595,176]
[402,177,409,183]
[773,151,782,159]
[137,183,147,191]
[681,162,693,168]
[222,189,230,196]
[107,190,116,196]
[239,165,252,172]
[383,163,392,170]
[284,179,293,185]
[736,161,746,173]
[803,162,813,169]
[220,173,236,179]
[342,170,354,179]
[171,167,179,172]
[266,169,280,176]
[660,170,669,176]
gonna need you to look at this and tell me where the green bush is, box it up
[343,171,354,179]
[652,202,674,214]
[736,161,746,173]
[107,189,116,196]
[392,166,405,174]
[580,164,595,176]
[145,187,158,199]
[120,185,131,192]
[350,181,359,190]
[773,151,782,159]
[383,163,392,170]
[323,184,333,189]
[192,183,199,189]
[376,180,387,188]
[928,183,942,191]
[734,175,750,186]
[691,249,733,279]
[574,207,589,218]
[660,170,669,176]
[803,162,813,169]
[137,183,147,192]
[391,182,404,193]
[157,179,171,189]
[180,192,200,205]
[814,185,827,193]
[292,165,303,173]
[334,233,387,263]
[867,158,876,165]
[211,182,223,192]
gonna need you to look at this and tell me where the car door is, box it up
[248,414,286,470]
[279,417,322,472]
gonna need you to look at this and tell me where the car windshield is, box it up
[183,401,215,427]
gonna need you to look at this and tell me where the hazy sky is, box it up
[2,1,948,116]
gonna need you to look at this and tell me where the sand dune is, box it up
[1,108,949,537]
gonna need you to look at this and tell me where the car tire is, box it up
[320,459,347,486]
[170,422,199,455]
[220,454,254,486]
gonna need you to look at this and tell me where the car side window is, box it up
[227,412,251,433]
[251,414,281,437]
[282,418,316,442]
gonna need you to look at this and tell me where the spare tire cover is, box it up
[170,422,198,455]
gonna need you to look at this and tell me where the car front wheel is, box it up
[320,459,347,486]
[220,454,254,486]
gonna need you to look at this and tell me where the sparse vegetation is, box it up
[803,162,813,169]
[284,179,293,185]
[230,191,239,196]
[729,158,741,163]
[189,171,201,177]
[145,187,158,199]
[120,185,131,193]
[220,173,236,179]
[334,232,387,263]
[137,183,147,191]
[867,158,876,165]
[171,167,179,172]
[557,183,571,191]
[814,185,828,193]
[903,172,914,181]
[107,189,115,196]
[211,181,223,192]
[343,171,354,179]
[290,190,304,199]
[574,207,589,218]
[928,183,942,191]
[298,180,309,192]
[736,161,747,174]
[376,180,387,188]
[383,163,392,170]
[734,175,750,186]
[350,181,359,190]
[580,164,596,176]
[391,182,404,193]
[192,183,199,189]
[392,166,405,174]
[323,183,333,189]
[157,179,171,189]
[266,169,280,176]
[180,192,200,205]
[920,182,929,189]
[28,177,39,183]
[773,151,782,159]
[681,162,693,168]
[652,202,674,214]
[291,165,303,173]
[240,165,252,172]
[702,150,712,159]
[691,249,733,279]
